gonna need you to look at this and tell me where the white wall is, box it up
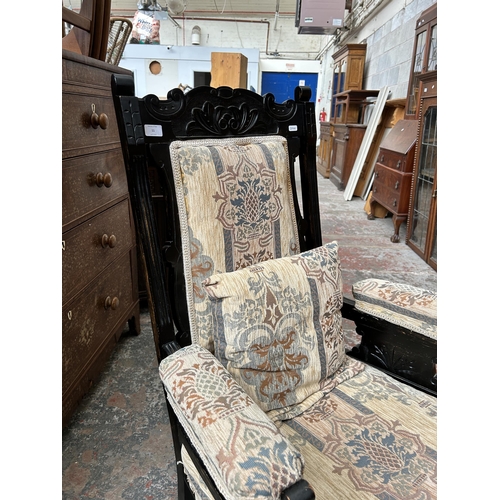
[155,15,323,60]
[119,44,260,97]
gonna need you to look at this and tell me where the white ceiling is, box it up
[108,0,299,19]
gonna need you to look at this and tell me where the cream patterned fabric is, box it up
[160,349,437,500]
[159,344,305,499]
[352,279,437,338]
[170,136,301,351]
[203,242,364,421]
[280,363,437,499]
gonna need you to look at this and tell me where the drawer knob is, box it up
[393,199,397,207]
[373,187,377,193]
[375,171,379,178]
[396,160,401,169]
[101,234,117,248]
[95,172,113,188]
[394,181,399,189]
[104,296,119,310]
[380,154,384,162]
[90,104,109,130]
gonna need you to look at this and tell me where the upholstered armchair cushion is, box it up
[159,344,305,499]
[352,278,437,339]
[203,242,365,421]
[170,136,301,352]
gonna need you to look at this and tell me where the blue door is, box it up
[261,72,318,104]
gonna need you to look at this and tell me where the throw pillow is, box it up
[203,241,364,421]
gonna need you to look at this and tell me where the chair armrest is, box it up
[351,279,437,339]
[159,344,312,499]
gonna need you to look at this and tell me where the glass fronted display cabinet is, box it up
[406,74,437,270]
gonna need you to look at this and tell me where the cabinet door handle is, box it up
[101,234,117,248]
[394,181,399,189]
[90,104,109,130]
[104,296,119,310]
[95,172,113,188]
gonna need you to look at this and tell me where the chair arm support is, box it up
[159,344,313,499]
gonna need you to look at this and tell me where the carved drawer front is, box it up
[62,250,136,398]
[377,149,412,173]
[372,165,412,213]
[62,199,134,305]
[62,91,121,158]
[62,149,129,229]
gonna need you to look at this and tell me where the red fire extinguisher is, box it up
[319,108,327,122]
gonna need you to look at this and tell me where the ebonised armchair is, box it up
[112,75,437,500]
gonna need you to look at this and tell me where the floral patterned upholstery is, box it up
[352,279,437,338]
[280,363,437,499]
[170,136,301,352]
[159,346,437,500]
[159,344,305,499]
[203,242,364,421]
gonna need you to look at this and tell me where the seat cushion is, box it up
[203,242,364,421]
[352,278,437,339]
[279,363,437,499]
[170,136,301,351]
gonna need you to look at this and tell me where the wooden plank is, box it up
[344,86,390,201]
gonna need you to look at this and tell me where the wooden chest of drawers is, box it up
[368,120,418,242]
[62,49,140,427]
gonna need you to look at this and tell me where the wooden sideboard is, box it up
[62,49,140,427]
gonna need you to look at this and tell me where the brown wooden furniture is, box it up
[366,3,437,249]
[210,52,248,88]
[406,73,437,270]
[62,0,111,61]
[401,3,437,268]
[330,43,367,122]
[353,98,406,199]
[368,119,418,242]
[404,4,437,120]
[327,44,375,190]
[330,123,367,191]
[62,49,141,428]
[317,121,334,178]
[330,89,379,190]
[317,44,367,181]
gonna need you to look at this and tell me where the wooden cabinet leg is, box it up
[390,214,405,243]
